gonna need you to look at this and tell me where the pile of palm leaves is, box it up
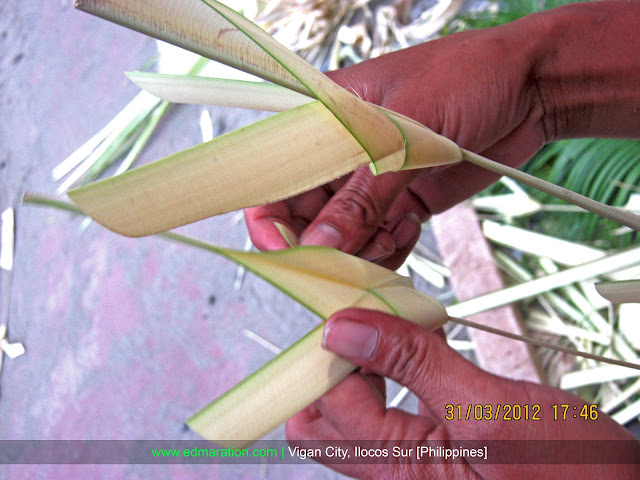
[520,139,640,248]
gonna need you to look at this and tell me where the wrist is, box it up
[526,1,640,141]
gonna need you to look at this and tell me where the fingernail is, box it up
[322,319,378,360]
[393,213,421,250]
[300,223,344,249]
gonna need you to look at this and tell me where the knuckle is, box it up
[384,333,437,392]
[334,186,382,230]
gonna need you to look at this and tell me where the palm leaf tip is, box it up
[66,101,379,237]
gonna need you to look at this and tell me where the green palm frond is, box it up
[521,139,640,247]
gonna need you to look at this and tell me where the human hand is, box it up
[246,1,640,268]
[286,308,639,479]
[246,19,546,269]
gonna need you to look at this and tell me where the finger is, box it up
[356,229,396,263]
[286,402,344,443]
[286,382,395,480]
[321,308,520,437]
[317,373,386,439]
[310,374,452,480]
[356,211,423,267]
[299,167,419,254]
[315,372,439,442]
[286,406,370,480]
[286,372,385,437]
[287,371,387,440]
[358,371,386,395]
[376,213,423,271]
[244,203,293,251]
[244,187,331,250]
[287,374,443,480]
[384,183,432,225]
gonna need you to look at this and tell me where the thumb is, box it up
[322,308,514,424]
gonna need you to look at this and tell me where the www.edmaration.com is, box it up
[151,445,488,461]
